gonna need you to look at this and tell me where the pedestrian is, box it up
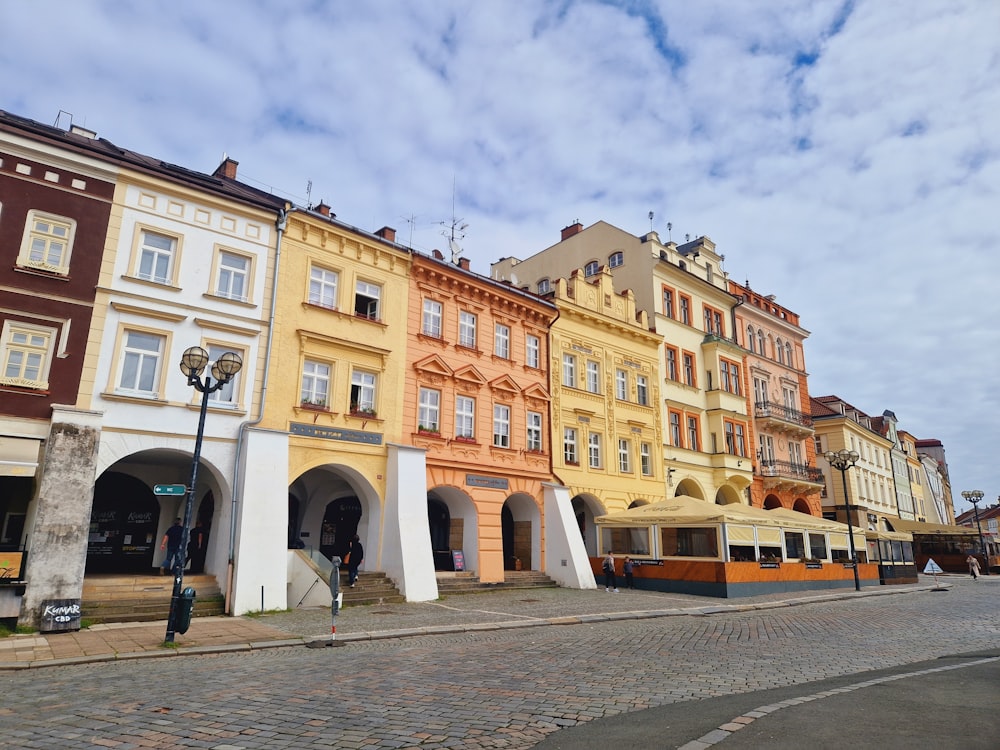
[345,534,364,587]
[967,554,981,580]
[602,550,619,592]
[187,520,207,574]
[623,556,635,589]
[160,518,184,575]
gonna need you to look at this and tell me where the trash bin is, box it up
[175,587,197,634]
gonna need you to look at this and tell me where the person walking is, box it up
[160,518,184,575]
[623,556,635,589]
[602,550,619,592]
[967,554,981,580]
[187,520,207,574]
[345,534,364,587]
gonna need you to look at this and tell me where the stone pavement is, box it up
[3,573,986,670]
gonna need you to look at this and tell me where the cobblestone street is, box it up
[3,579,998,749]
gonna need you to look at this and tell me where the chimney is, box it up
[458,258,471,271]
[315,201,332,217]
[213,157,239,179]
[561,221,583,241]
[432,249,444,260]
[375,226,396,243]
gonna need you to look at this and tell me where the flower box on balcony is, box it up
[453,435,477,444]
[349,406,377,418]
[417,426,442,437]
[300,400,328,410]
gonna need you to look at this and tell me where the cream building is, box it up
[492,221,753,506]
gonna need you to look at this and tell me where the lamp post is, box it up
[164,346,243,643]
[825,448,861,591]
[960,489,988,576]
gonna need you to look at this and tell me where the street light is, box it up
[165,346,243,642]
[825,448,861,591]
[960,489,989,576]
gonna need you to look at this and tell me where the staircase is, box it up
[337,571,405,606]
[435,570,558,595]
[81,573,225,624]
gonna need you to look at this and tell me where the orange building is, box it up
[405,253,558,582]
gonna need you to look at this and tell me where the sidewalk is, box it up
[2,574,985,670]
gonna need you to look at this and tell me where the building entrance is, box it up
[86,472,160,573]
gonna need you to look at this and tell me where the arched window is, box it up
[785,342,793,368]
[746,325,755,352]
[757,329,765,356]
[608,251,624,268]
[584,260,599,277]
[776,338,784,364]
[537,278,550,294]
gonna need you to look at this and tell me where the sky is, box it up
[2,0,997,514]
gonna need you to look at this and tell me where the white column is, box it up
[383,443,438,601]
[543,482,598,589]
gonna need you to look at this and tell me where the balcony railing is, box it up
[759,459,824,484]
[754,401,813,428]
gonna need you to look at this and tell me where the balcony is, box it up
[759,459,825,494]
[754,401,814,438]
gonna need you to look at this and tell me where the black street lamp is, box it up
[960,489,989,576]
[164,346,243,643]
[825,448,861,591]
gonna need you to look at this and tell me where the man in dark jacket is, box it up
[346,535,364,587]
[160,518,184,575]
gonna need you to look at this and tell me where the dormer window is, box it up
[608,251,624,268]
[537,278,550,294]
[584,261,599,277]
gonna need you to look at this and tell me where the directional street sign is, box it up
[153,484,187,496]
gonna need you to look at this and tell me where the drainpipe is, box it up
[225,205,289,613]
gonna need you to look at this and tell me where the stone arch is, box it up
[674,478,705,500]
[571,493,603,557]
[715,485,744,505]
[427,484,478,572]
[792,498,813,515]
[763,494,784,509]
[502,492,541,571]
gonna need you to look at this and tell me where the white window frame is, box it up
[350,369,377,412]
[214,250,251,302]
[19,210,76,274]
[586,360,600,393]
[136,228,178,285]
[300,359,330,406]
[588,432,602,469]
[640,442,652,476]
[494,323,510,359]
[537,278,551,294]
[615,369,628,400]
[0,321,56,389]
[418,387,441,431]
[564,427,578,464]
[459,311,477,348]
[354,280,381,320]
[456,395,476,439]
[527,411,542,451]
[636,375,648,406]
[493,404,511,448]
[618,438,632,473]
[608,251,623,268]
[525,334,540,369]
[422,299,443,338]
[205,344,243,406]
[584,260,599,277]
[309,266,339,309]
[117,329,166,396]
[562,353,576,387]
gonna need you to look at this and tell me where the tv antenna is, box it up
[667,222,672,241]
[306,179,313,209]
[649,211,654,232]
[440,177,468,264]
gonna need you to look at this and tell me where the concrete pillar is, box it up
[543,482,598,589]
[383,443,437,601]
[19,406,103,629]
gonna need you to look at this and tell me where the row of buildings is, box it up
[0,110,969,628]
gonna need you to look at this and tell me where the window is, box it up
[757,329,765,355]
[665,346,678,381]
[608,251,623,268]
[662,286,675,319]
[537,278,551,294]
[754,376,769,406]
[615,369,628,400]
[747,325,756,353]
[789,441,803,466]
[118,330,165,395]
[1,322,55,388]
[618,439,632,473]
[588,432,602,468]
[459,311,477,348]
[562,353,577,387]
[785,342,793,368]
[679,294,692,326]
[776,337,785,364]
[669,411,682,447]
[724,420,747,456]
[584,260,599,277]
[19,211,75,274]
[494,323,510,359]
[301,359,330,405]
[636,375,648,406]
[525,334,540,368]
[137,229,176,284]
[309,266,339,309]
[586,361,600,393]
[640,443,652,476]
[527,411,542,451]
[206,344,241,405]
[350,370,377,412]
[354,280,381,320]
[563,427,578,464]
[682,352,695,387]
[422,299,443,337]
[455,396,475,439]
[418,388,440,431]
[661,527,719,557]
[215,250,250,302]
[720,358,741,394]
[686,415,700,451]
[493,404,510,448]
[703,305,724,336]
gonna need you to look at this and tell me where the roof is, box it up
[886,518,978,536]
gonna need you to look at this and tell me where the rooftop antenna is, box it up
[402,214,417,248]
[648,211,654,232]
[53,110,73,130]
[667,222,672,242]
[440,177,468,264]
[306,179,313,209]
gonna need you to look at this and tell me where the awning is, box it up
[865,529,913,542]
[0,436,42,477]
[886,518,978,536]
